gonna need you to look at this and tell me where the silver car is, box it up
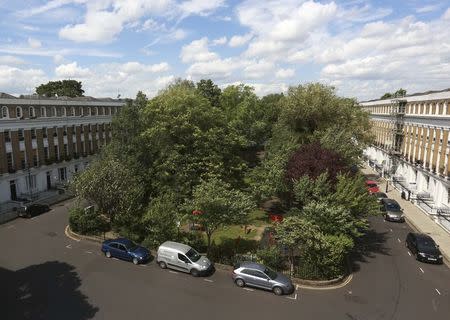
[232,261,294,295]
[156,241,213,276]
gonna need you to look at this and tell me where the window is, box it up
[63,144,68,156]
[20,151,26,169]
[6,152,13,170]
[29,106,35,118]
[31,129,36,139]
[87,107,91,116]
[63,126,67,136]
[58,167,67,181]
[54,145,59,160]
[33,154,38,166]
[16,107,23,118]
[43,127,48,138]
[73,142,77,153]
[80,107,84,116]
[62,107,67,117]
[26,174,36,190]
[18,129,24,141]
[80,124,84,133]
[71,107,76,116]
[4,130,11,142]
[44,147,49,161]
[52,107,57,117]
[74,164,79,173]
[53,126,58,137]
[40,107,46,117]
[1,106,9,118]
[178,253,189,263]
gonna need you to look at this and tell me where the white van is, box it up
[156,241,213,276]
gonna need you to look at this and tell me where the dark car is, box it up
[406,233,443,264]
[17,203,51,218]
[380,198,404,222]
[373,192,388,201]
[232,261,294,295]
[101,238,150,265]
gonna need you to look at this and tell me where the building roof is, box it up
[360,88,450,106]
[0,93,125,107]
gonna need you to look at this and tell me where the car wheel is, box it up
[105,251,111,258]
[235,279,245,287]
[158,261,167,269]
[273,286,283,296]
[190,269,200,277]
[132,257,139,265]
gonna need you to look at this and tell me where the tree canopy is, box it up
[36,80,84,97]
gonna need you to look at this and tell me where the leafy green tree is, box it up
[36,80,84,97]
[187,177,255,251]
[380,92,393,99]
[196,79,221,108]
[394,88,406,97]
[141,192,180,249]
[70,153,144,225]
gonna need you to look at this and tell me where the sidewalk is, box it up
[362,166,450,265]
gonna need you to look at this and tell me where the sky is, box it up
[0,0,449,101]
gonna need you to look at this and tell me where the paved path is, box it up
[1,199,450,319]
[362,166,450,265]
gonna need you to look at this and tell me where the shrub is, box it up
[256,246,285,271]
[69,207,110,236]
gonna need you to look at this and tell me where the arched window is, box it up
[80,107,84,116]
[102,106,106,115]
[62,107,67,117]
[94,107,98,115]
[108,107,111,115]
[16,106,23,118]
[1,106,9,119]
[87,107,91,116]
[40,107,46,117]
[71,107,76,116]
[29,106,35,118]
[52,107,57,117]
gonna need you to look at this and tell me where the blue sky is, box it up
[0,0,449,100]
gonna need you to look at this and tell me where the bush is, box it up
[69,207,110,236]
[256,246,285,270]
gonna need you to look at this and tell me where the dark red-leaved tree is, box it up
[285,142,349,184]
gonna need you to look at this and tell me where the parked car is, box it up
[373,192,388,201]
[157,241,213,276]
[232,261,294,295]
[380,198,405,222]
[17,203,50,218]
[406,233,443,264]
[366,180,380,193]
[101,238,150,265]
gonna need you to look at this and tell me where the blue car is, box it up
[101,238,150,265]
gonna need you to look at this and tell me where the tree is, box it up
[187,177,255,251]
[285,142,349,185]
[141,192,180,249]
[380,92,393,99]
[394,88,407,98]
[36,80,84,97]
[70,152,144,226]
[196,79,222,108]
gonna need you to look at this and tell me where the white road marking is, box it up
[390,228,393,232]
[85,250,93,254]
[419,267,424,273]
[435,289,441,295]
[204,279,214,283]
[348,290,352,294]
[140,264,147,267]
[6,225,15,229]
[66,244,72,249]
[397,238,401,243]
[169,270,179,274]
[407,251,411,256]
[243,288,254,292]
[287,293,298,300]
[296,284,299,290]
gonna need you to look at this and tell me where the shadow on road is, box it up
[0,261,98,320]
[350,226,390,273]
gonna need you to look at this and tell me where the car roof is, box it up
[415,233,434,241]
[113,238,134,246]
[159,241,191,254]
[381,198,399,205]
[237,261,267,271]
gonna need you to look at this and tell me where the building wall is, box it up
[0,95,124,204]
[361,90,450,209]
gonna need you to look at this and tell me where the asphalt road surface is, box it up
[1,201,450,320]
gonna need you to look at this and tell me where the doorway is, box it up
[9,180,17,201]
[46,171,51,190]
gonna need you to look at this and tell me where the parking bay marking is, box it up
[419,267,424,274]
[169,270,179,274]
[407,251,411,256]
[66,244,72,249]
[243,288,254,292]
[204,279,214,283]
[397,238,401,243]
[435,289,441,295]
[287,293,298,300]
[85,250,93,254]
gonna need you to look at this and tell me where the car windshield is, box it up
[386,203,401,211]
[418,239,437,251]
[186,248,201,262]
[126,241,139,251]
[367,184,377,188]
[264,267,278,280]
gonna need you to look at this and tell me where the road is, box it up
[1,201,450,320]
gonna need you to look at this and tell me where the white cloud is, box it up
[28,38,42,48]
[416,4,440,13]
[53,54,66,64]
[119,62,170,73]
[55,61,91,78]
[275,68,295,78]
[178,0,225,17]
[212,36,227,46]
[0,55,26,65]
[228,33,252,47]
[0,65,47,95]
[180,37,218,63]
[243,60,275,78]
[444,8,450,20]
[186,58,241,79]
